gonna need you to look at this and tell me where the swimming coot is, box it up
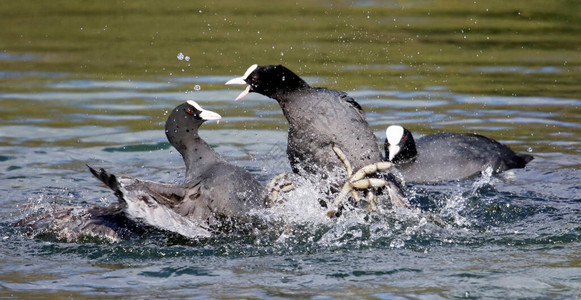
[90,100,269,237]
[385,125,534,183]
[18,101,269,240]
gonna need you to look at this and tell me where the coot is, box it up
[385,125,534,183]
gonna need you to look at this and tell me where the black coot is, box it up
[384,125,534,183]
[18,101,268,240]
[226,64,383,176]
[90,100,268,237]
[226,64,407,208]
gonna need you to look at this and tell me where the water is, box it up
[1,0,580,298]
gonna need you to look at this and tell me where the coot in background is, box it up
[385,125,534,183]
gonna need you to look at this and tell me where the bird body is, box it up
[18,101,268,240]
[227,65,382,177]
[385,125,534,183]
[99,101,267,236]
[280,87,383,176]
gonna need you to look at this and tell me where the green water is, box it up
[2,0,580,95]
[2,0,579,151]
[1,0,580,298]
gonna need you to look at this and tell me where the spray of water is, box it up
[15,160,505,248]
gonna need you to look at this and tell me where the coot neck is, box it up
[177,134,224,182]
[393,138,418,165]
[274,86,315,127]
[262,66,309,100]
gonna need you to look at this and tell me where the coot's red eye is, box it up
[401,136,406,141]
[252,77,258,82]
[186,108,193,114]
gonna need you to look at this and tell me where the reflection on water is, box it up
[1,0,580,298]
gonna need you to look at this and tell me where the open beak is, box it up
[186,100,222,121]
[388,144,400,161]
[225,64,258,101]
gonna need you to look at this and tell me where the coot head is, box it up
[165,100,221,150]
[385,125,418,163]
[226,64,308,101]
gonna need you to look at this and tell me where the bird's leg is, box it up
[338,175,409,210]
[333,146,353,177]
[267,172,295,206]
[332,146,361,201]
[329,146,409,216]
[330,146,388,215]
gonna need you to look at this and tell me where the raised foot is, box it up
[328,146,409,217]
[267,172,295,206]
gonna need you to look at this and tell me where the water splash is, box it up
[12,161,525,250]
[472,165,494,194]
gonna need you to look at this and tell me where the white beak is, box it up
[232,85,251,101]
[225,64,258,101]
[186,100,222,121]
[199,110,222,121]
[225,77,246,85]
[388,144,400,161]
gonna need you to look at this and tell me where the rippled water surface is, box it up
[1,0,580,298]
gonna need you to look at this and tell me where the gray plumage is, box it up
[99,101,267,236]
[385,125,534,183]
[17,101,267,240]
[228,65,383,177]
[15,204,142,242]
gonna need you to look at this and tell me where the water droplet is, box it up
[527,147,533,153]
[185,56,190,61]
[177,52,184,60]
[390,239,405,248]
[194,85,201,91]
